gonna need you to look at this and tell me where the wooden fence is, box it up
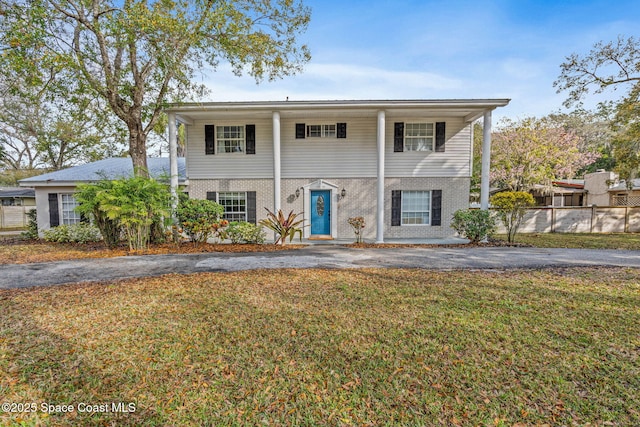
[493,206,640,234]
[0,206,31,229]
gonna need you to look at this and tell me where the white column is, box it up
[272,111,281,212]
[376,110,386,243]
[480,110,492,210]
[168,112,179,219]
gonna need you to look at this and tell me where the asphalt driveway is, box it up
[2,245,640,289]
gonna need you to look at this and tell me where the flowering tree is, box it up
[490,117,599,191]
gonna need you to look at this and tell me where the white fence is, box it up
[0,206,31,229]
[493,206,640,234]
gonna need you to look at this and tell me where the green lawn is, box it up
[1,268,638,426]
[495,232,640,250]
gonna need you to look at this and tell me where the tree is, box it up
[0,54,125,171]
[546,107,616,174]
[490,191,535,243]
[1,0,311,176]
[490,117,599,191]
[555,36,640,182]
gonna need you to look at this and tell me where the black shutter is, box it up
[247,191,256,224]
[435,122,446,152]
[391,190,402,226]
[205,125,215,155]
[295,123,306,139]
[206,192,217,202]
[394,122,404,152]
[48,193,59,227]
[337,122,347,139]
[431,190,442,226]
[245,124,256,154]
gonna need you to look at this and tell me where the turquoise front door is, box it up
[310,190,331,235]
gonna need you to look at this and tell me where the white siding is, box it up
[185,115,471,180]
[281,117,378,178]
[385,117,471,178]
[186,119,274,179]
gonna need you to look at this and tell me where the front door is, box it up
[310,190,331,235]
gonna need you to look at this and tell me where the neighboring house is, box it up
[531,180,586,207]
[19,157,186,232]
[165,99,509,241]
[0,187,35,206]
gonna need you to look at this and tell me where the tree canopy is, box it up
[555,35,640,182]
[490,117,599,191]
[0,0,311,176]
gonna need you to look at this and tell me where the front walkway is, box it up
[2,246,640,289]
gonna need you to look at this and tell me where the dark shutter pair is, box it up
[295,123,347,139]
[206,191,257,224]
[391,190,442,226]
[394,122,446,152]
[205,124,256,155]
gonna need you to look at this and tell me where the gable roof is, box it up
[19,157,186,186]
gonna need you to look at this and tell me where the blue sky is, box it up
[202,0,640,121]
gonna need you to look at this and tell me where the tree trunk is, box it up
[128,120,149,178]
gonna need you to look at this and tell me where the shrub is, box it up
[347,216,366,243]
[75,180,121,249]
[450,209,496,243]
[21,209,39,240]
[259,208,304,245]
[226,221,266,244]
[176,198,224,244]
[490,191,535,243]
[43,223,102,244]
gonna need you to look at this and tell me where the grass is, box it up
[495,232,640,250]
[1,267,638,426]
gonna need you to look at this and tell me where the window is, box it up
[401,190,431,225]
[218,192,247,221]
[61,194,81,225]
[404,123,434,151]
[216,125,245,153]
[307,124,336,138]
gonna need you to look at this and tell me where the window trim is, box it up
[60,193,81,225]
[307,124,337,138]
[216,125,246,154]
[404,122,434,152]
[400,190,431,226]
[217,191,248,222]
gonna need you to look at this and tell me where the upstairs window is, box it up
[216,125,245,153]
[404,123,434,151]
[308,124,336,138]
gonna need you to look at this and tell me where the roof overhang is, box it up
[165,99,510,123]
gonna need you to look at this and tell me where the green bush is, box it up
[43,223,102,244]
[21,209,39,240]
[176,198,225,244]
[490,191,535,243]
[226,221,266,244]
[75,180,121,249]
[450,209,496,243]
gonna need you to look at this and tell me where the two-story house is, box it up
[165,99,509,242]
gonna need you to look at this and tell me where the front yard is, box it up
[1,268,638,426]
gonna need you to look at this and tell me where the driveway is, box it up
[2,245,640,289]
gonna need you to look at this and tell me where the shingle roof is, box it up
[19,157,186,185]
[0,188,35,198]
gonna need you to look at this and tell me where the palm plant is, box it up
[259,208,305,245]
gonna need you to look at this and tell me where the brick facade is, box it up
[189,177,469,240]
